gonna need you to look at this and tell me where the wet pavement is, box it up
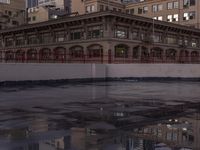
[0,81,200,150]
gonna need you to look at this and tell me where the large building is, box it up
[126,0,199,28]
[0,0,26,29]
[0,11,200,64]
[27,0,72,24]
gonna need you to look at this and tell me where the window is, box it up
[183,13,189,20]
[183,12,195,20]
[132,31,138,39]
[158,4,163,11]
[0,0,10,4]
[86,5,95,13]
[115,26,128,39]
[138,7,143,14]
[184,0,195,8]
[173,1,179,8]
[32,16,36,21]
[189,11,196,19]
[152,5,157,12]
[12,21,19,25]
[173,14,179,21]
[100,5,104,11]
[133,46,140,59]
[55,31,65,42]
[153,16,157,20]
[40,33,52,44]
[153,33,162,43]
[143,6,148,14]
[190,0,195,6]
[87,25,103,39]
[115,45,128,58]
[5,38,13,47]
[16,37,25,46]
[28,35,37,45]
[158,16,163,21]
[167,2,173,9]
[167,36,177,44]
[70,28,84,40]
[167,15,173,22]
[130,8,134,14]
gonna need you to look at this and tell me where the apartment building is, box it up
[28,0,70,24]
[126,0,200,28]
[0,0,26,29]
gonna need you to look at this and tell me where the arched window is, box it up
[5,51,15,61]
[87,44,103,58]
[166,49,177,61]
[15,50,25,62]
[53,47,66,61]
[191,51,199,63]
[39,48,52,61]
[179,50,189,63]
[150,47,163,60]
[115,44,128,58]
[27,49,38,61]
[141,46,149,61]
[69,46,84,58]
[133,46,140,59]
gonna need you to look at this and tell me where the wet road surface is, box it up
[0,81,200,150]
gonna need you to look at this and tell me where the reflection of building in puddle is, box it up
[132,113,200,150]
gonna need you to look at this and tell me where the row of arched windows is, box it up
[2,44,200,63]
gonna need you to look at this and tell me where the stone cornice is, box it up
[1,11,200,36]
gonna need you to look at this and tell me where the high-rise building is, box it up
[0,0,26,29]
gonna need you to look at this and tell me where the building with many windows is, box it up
[125,0,199,28]
[0,0,26,29]
[0,10,200,64]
